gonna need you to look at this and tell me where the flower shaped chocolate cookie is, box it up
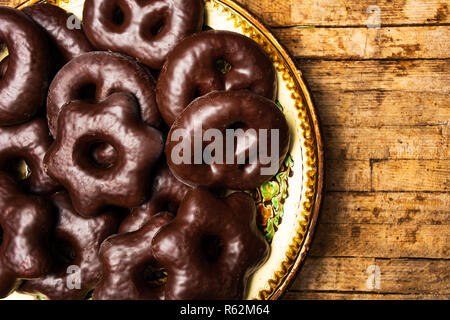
[44,92,164,217]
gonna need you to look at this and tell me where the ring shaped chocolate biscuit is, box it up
[83,0,204,69]
[19,192,119,300]
[157,30,277,126]
[44,92,164,217]
[166,91,290,190]
[119,163,190,233]
[0,172,53,298]
[0,7,51,126]
[152,188,270,299]
[94,212,173,300]
[23,4,95,63]
[47,51,160,137]
[0,117,60,195]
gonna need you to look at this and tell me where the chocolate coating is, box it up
[157,30,277,126]
[166,90,290,190]
[82,0,204,69]
[18,192,119,300]
[119,163,191,233]
[0,117,60,195]
[23,4,95,63]
[44,92,164,217]
[0,172,53,298]
[91,142,118,169]
[152,188,270,299]
[0,7,51,126]
[0,56,7,79]
[47,51,160,137]
[94,212,174,300]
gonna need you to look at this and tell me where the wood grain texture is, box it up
[321,192,449,225]
[314,91,449,127]
[291,257,450,293]
[274,26,450,60]
[298,60,449,93]
[284,291,449,300]
[238,0,450,26]
[311,223,449,258]
[324,126,449,160]
[1,0,448,300]
[372,160,450,191]
[250,0,450,299]
[0,0,21,7]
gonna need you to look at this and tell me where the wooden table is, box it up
[2,0,449,300]
[235,0,449,300]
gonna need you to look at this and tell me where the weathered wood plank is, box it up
[0,0,22,7]
[310,223,450,258]
[284,291,449,300]
[5,0,450,27]
[274,26,450,60]
[324,126,449,160]
[298,59,450,93]
[290,257,450,293]
[238,0,450,26]
[314,91,450,127]
[321,192,450,225]
[326,160,371,192]
[372,160,450,191]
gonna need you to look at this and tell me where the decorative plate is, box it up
[3,0,324,300]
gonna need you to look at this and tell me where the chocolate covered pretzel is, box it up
[47,51,160,137]
[83,0,204,69]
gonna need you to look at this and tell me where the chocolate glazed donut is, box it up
[83,0,204,69]
[47,51,160,137]
[94,212,174,300]
[157,30,277,126]
[0,7,51,126]
[166,90,290,190]
[44,92,164,217]
[23,4,95,63]
[0,117,60,195]
[18,192,119,300]
[152,188,270,299]
[119,163,191,233]
[0,172,53,299]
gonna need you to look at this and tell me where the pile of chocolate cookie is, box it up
[0,0,290,300]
